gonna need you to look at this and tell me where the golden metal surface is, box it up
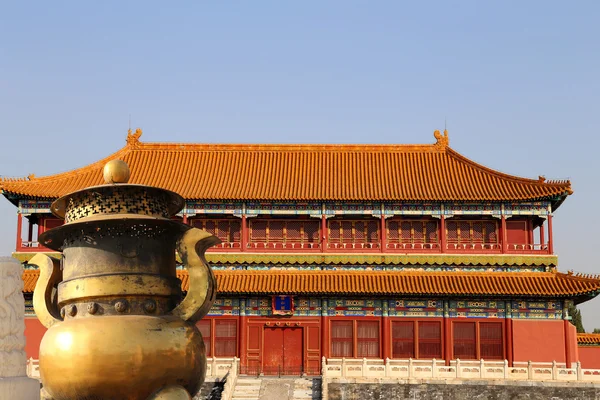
[171,228,220,323]
[39,316,205,400]
[57,273,181,305]
[103,159,131,183]
[147,386,192,400]
[31,253,63,329]
[33,160,217,399]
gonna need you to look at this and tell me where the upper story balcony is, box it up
[15,213,554,256]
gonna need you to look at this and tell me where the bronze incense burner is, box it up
[30,160,219,400]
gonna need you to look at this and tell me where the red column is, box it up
[440,215,446,253]
[241,215,247,252]
[240,307,248,368]
[321,215,328,253]
[380,215,387,253]
[501,215,507,253]
[564,319,572,368]
[382,315,391,359]
[321,316,329,358]
[548,214,554,254]
[444,317,452,365]
[27,219,33,243]
[182,214,188,225]
[16,213,23,250]
[540,220,545,250]
[506,318,513,366]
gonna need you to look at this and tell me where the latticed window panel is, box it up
[386,219,440,244]
[331,321,353,357]
[479,322,503,360]
[446,220,499,244]
[357,321,380,358]
[249,219,321,244]
[214,320,237,357]
[329,219,380,244]
[197,320,211,357]
[192,219,242,244]
[392,321,415,358]
[453,322,477,359]
[418,321,442,359]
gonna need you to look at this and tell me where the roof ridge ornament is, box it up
[126,128,143,147]
[434,129,449,148]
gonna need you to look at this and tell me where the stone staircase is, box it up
[292,377,320,400]
[231,377,262,400]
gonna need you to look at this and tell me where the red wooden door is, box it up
[263,327,303,375]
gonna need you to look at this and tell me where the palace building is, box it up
[4,129,600,375]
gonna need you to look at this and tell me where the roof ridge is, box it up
[445,147,572,190]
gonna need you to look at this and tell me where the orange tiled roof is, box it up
[22,269,600,299]
[1,131,571,202]
[578,334,600,345]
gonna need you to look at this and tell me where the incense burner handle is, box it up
[171,228,220,323]
[30,253,63,328]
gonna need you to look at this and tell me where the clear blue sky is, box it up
[1,2,599,328]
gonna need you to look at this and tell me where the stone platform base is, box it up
[0,376,40,400]
[326,379,600,400]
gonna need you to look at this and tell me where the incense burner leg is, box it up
[40,387,54,400]
[146,385,192,400]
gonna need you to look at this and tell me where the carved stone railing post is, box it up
[456,359,461,378]
[480,358,485,379]
[527,360,533,380]
[408,358,413,379]
[0,257,40,399]
[503,359,509,379]
[577,361,583,381]
[362,358,367,377]
[385,357,390,377]
[552,360,557,380]
[432,358,437,378]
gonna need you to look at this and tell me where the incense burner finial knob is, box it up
[103,159,131,184]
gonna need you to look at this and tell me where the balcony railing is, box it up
[321,357,600,382]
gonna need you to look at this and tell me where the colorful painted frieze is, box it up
[18,200,52,215]
[448,300,506,318]
[388,299,443,317]
[510,300,562,319]
[325,299,382,317]
[246,202,321,216]
[183,202,243,215]
[504,202,550,217]
[444,203,501,216]
[207,298,241,316]
[385,203,441,216]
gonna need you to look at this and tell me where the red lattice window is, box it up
[328,220,379,244]
[480,322,503,359]
[453,322,477,359]
[392,321,414,358]
[249,219,320,244]
[215,320,237,357]
[197,320,211,357]
[446,220,498,244]
[192,219,241,244]
[331,321,353,357]
[418,321,442,358]
[387,220,439,244]
[357,321,380,358]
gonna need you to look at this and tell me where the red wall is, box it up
[579,346,600,369]
[512,320,566,363]
[25,317,46,359]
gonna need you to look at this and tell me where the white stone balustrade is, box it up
[322,357,600,383]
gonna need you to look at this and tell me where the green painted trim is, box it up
[205,253,557,266]
[13,251,558,267]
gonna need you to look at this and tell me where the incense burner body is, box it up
[31,173,218,400]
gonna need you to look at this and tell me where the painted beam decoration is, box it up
[179,201,551,218]
[272,295,295,316]
[388,299,444,317]
[448,300,506,318]
[510,300,563,319]
[18,200,53,215]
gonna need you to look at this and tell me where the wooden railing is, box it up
[321,357,600,382]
